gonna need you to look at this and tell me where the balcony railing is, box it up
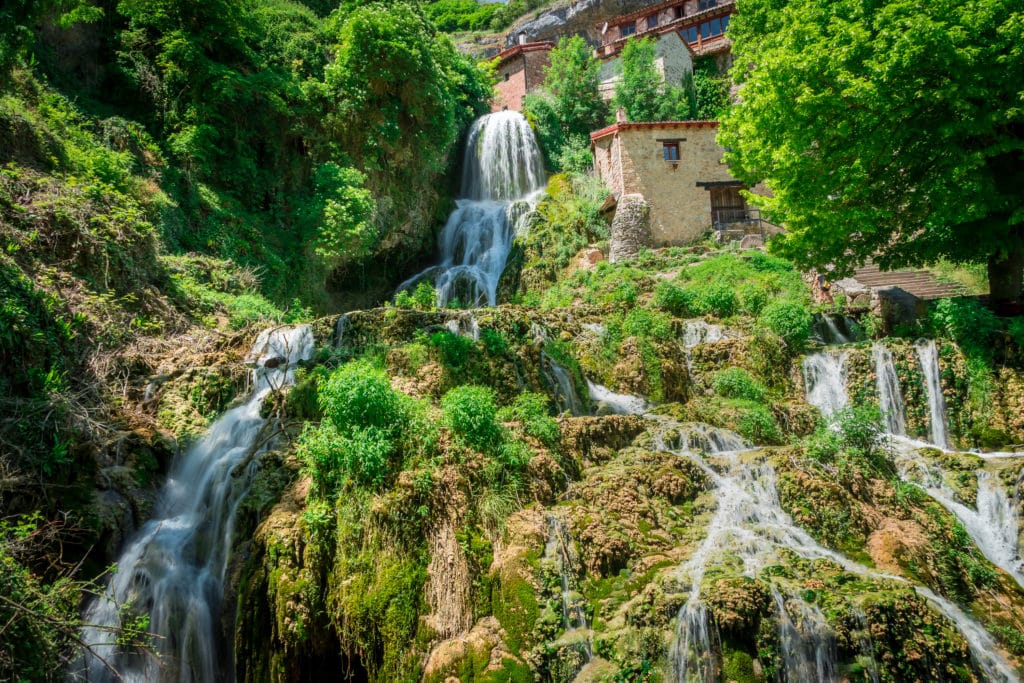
[712,207,782,240]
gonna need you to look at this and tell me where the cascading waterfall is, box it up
[873,343,906,436]
[541,352,586,416]
[75,325,314,682]
[445,312,480,341]
[681,320,726,375]
[586,380,651,415]
[543,514,593,672]
[802,351,848,420]
[654,415,1019,682]
[772,587,838,683]
[894,444,1024,590]
[852,606,882,683]
[399,111,545,308]
[811,313,859,346]
[916,339,949,448]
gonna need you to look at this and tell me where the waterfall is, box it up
[651,416,1020,683]
[873,343,906,436]
[852,606,881,683]
[811,313,859,345]
[771,587,838,683]
[916,340,949,448]
[682,320,725,348]
[586,380,651,415]
[398,111,545,308]
[802,351,848,420]
[75,325,315,682]
[892,442,1024,590]
[541,352,585,416]
[334,313,350,348]
[543,514,593,672]
[445,312,480,341]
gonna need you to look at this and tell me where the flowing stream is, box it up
[654,413,1018,682]
[543,514,593,673]
[76,325,314,682]
[399,110,545,307]
[873,343,906,436]
[802,351,848,420]
[916,339,949,448]
[541,352,586,416]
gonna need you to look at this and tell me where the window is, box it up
[721,15,730,31]
[621,21,636,37]
[698,0,717,9]
[663,142,680,161]
[700,21,711,39]
[675,5,686,19]
[682,26,698,43]
[709,17,721,35]
[647,14,658,30]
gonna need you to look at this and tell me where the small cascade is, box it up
[76,325,315,682]
[873,343,906,436]
[771,587,838,683]
[541,352,585,416]
[543,514,593,672]
[586,380,651,415]
[334,313,350,348]
[916,339,949,448]
[650,416,1020,683]
[811,313,859,345]
[398,111,545,308]
[852,606,882,683]
[445,312,480,341]
[682,320,726,375]
[802,351,849,420]
[893,442,1024,590]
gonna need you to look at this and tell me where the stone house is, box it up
[597,28,694,101]
[596,0,736,72]
[590,119,754,248]
[491,41,555,112]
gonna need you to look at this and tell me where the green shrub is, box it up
[757,300,812,348]
[653,281,693,316]
[690,283,739,318]
[298,422,396,492]
[442,385,504,455]
[498,392,560,448]
[712,368,766,402]
[319,360,404,433]
[429,330,475,370]
[738,283,770,316]
[737,403,782,444]
[622,308,674,342]
[225,293,283,329]
[929,298,998,353]
[480,328,509,356]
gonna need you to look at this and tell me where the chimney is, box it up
[518,31,527,45]
[615,108,627,123]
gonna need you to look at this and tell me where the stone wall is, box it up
[610,123,736,245]
[493,48,552,112]
[609,193,650,262]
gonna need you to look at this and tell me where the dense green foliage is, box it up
[613,37,688,122]
[722,0,1024,303]
[523,36,608,172]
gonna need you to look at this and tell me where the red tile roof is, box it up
[590,120,719,141]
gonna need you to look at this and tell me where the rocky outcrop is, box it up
[504,0,661,48]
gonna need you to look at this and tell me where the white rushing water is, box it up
[802,351,848,420]
[76,325,315,682]
[873,343,906,436]
[541,351,586,416]
[654,413,1019,682]
[399,111,545,308]
[543,514,593,671]
[916,339,949,448]
[586,380,651,415]
[811,314,859,346]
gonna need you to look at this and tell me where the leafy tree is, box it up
[721,0,1024,305]
[523,35,607,171]
[309,163,377,266]
[684,57,730,120]
[613,37,688,122]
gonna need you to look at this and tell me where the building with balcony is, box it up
[491,41,555,112]
[596,0,736,71]
[590,119,762,246]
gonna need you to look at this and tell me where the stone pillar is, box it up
[609,194,650,263]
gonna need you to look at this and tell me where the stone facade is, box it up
[597,30,693,101]
[492,42,554,112]
[591,121,739,245]
[609,194,651,262]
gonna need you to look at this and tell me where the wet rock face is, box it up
[504,0,661,47]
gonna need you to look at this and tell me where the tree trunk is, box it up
[988,226,1024,310]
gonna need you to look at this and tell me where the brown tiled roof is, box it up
[598,0,735,31]
[494,41,556,66]
[590,120,719,141]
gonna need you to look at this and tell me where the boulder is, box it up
[871,285,925,335]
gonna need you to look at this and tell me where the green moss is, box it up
[491,572,539,653]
